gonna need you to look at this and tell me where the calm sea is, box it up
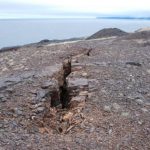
[0,18,150,48]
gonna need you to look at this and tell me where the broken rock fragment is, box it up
[69,95,86,109]
[66,78,88,98]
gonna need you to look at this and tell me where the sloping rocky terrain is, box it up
[0,29,150,150]
[86,28,128,40]
[0,37,84,53]
[135,27,150,32]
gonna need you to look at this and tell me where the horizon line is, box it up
[0,16,150,20]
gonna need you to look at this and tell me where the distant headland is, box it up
[97,16,150,20]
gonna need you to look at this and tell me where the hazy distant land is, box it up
[97,16,150,20]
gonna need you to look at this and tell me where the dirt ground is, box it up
[0,32,150,150]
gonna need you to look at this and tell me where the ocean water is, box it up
[0,18,150,48]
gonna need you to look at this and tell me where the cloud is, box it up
[0,0,150,18]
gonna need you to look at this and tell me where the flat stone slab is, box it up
[67,78,88,88]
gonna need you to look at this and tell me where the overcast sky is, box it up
[0,0,150,18]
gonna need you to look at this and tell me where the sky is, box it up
[0,0,150,18]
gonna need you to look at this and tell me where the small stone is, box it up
[108,129,112,134]
[8,59,14,66]
[62,112,73,121]
[112,103,121,112]
[82,72,88,77]
[41,98,47,102]
[69,96,86,108]
[6,87,13,92]
[101,89,107,94]
[109,123,113,127]
[31,116,36,120]
[14,108,23,115]
[34,103,43,108]
[118,93,124,97]
[103,105,111,112]
[121,112,130,117]
[90,126,95,133]
[145,102,150,106]
[141,108,148,113]
[127,95,134,100]
[89,118,94,121]
[30,89,37,94]
[127,86,131,89]
[146,69,150,74]
[41,81,55,89]
[36,107,45,113]
[71,96,86,103]
[79,91,88,96]
[138,89,148,95]
[71,58,78,63]
[138,121,143,125]
[0,129,5,132]
[28,126,39,133]
[0,94,6,102]
[88,92,94,99]
[2,67,9,72]
[37,89,47,99]
[0,123,3,128]
[136,99,144,105]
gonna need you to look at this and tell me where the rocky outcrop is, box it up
[0,46,21,53]
[0,37,84,52]
[124,31,150,39]
[87,28,128,39]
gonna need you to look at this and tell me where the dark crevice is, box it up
[50,90,61,107]
[126,62,142,67]
[50,51,89,109]
[33,53,89,132]
[60,58,72,108]
[60,83,69,108]
[48,58,71,108]
[86,48,92,56]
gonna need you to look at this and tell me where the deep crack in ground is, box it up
[35,52,90,134]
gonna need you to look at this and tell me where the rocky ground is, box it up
[0,29,150,150]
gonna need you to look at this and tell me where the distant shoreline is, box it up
[97,17,150,20]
